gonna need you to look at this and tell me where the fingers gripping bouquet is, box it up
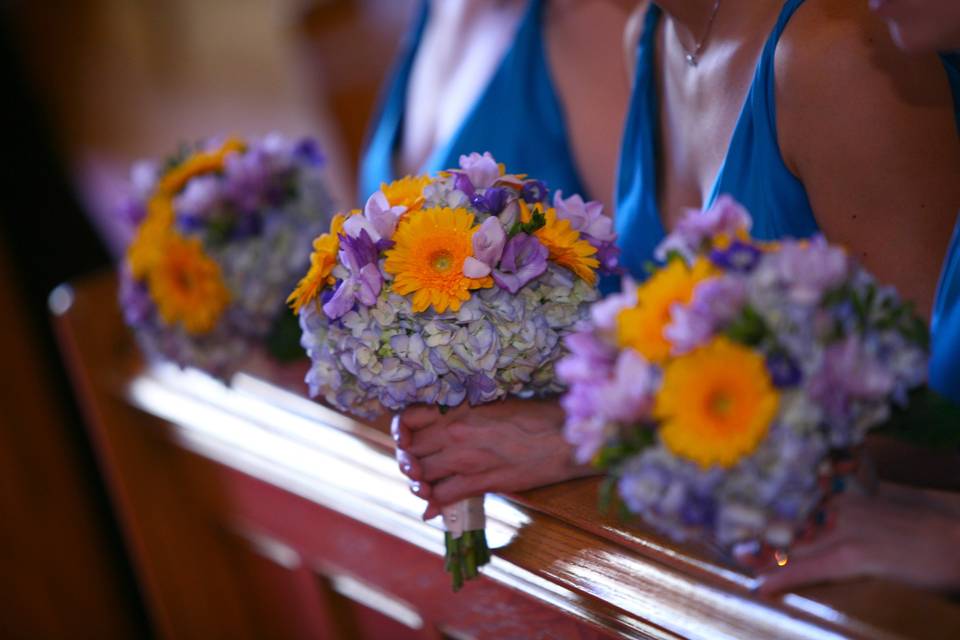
[291,152,619,590]
[119,134,335,379]
[559,196,928,555]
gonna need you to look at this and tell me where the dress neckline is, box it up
[389,0,545,180]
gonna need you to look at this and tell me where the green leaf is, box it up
[875,386,960,448]
[724,305,769,346]
[265,306,306,362]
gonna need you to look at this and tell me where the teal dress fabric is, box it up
[931,218,960,402]
[357,0,587,203]
[929,52,960,403]
[615,0,819,281]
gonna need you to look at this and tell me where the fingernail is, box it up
[400,462,412,475]
[410,482,422,496]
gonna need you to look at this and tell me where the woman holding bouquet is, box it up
[753,0,960,596]
[359,0,631,213]
[396,0,960,524]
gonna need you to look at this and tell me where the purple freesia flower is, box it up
[710,239,762,272]
[344,191,403,242]
[223,148,272,211]
[176,175,222,218]
[339,228,379,273]
[293,138,325,165]
[766,352,803,388]
[590,281,637,332]
[665,276,746,354]
[557,331,618,384]
[596,350,657,422]
[655,195,752,261]
[521,179,548,204]
[492,233,548,293]
[768,236,849,305]
[453,172,476,197]
[809,336,896,410]
[322,264,383,320]
[470,187,509,214]
[463,217,507,278]
[458,152,500,189]
[553,191,615,243]
[130,160,159,200]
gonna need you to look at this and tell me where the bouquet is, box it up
[119,134,335,379]
[291,151,618,589]
[559,196,929,555]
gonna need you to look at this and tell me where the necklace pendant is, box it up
[685,53,698,67]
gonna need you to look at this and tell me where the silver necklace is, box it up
[680,0,723,67]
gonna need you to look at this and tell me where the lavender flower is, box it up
[492,233,548,294]
[458,152,500,189]
[655,195,752,261]
[344,191,402,242]
[521,179,548,204]
[463,217,507,278]
[665,276,746,354]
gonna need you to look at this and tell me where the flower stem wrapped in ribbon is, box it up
[291,151,619,590]
[119,134,336,379]
[559,196,930,555]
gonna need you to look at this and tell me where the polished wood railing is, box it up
[54,271,960,639]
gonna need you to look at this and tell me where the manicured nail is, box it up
[410,481,423,496]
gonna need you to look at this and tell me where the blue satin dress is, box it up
[931,219,960,402]
[615,0,820,280]
[615,3,960,402]
[930,54,960,403]
[357,0,587,203]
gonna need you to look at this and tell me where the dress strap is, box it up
[756,0,807,129]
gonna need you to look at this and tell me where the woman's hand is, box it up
[392,398,596,519]
[748,485,960,596]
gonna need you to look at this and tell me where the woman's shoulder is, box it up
[774,0,957,169]
[775,0,950,98]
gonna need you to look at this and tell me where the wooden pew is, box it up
[53,270,960,639]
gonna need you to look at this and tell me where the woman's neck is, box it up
[653,0,780,61]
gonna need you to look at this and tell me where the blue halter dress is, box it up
[358,0,587,203]
[615,0,820,280]
[615,2,960,402]
[930,53,960,403]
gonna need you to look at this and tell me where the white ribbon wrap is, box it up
[441,496,486,539]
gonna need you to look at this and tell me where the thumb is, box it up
[756,544,862,596]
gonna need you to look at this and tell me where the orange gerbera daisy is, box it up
[381,175,431,212]
[655,337,779,468]
[148,233,230,334]
[287,212,348,315]
[616,257,717,363]
[384,207,492,313]
[531,205,599,285]
[127,195,175,279]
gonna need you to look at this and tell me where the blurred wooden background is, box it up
[0,1,414,637]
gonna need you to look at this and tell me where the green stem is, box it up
[444,529,491,592]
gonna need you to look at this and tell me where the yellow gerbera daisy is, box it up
[384,207,492,313]
[531,205,599,285]
[287,212,347,315]
[148,233,231,335]
[655,337,779,469]
[616,257,717,363]
[158,137,245,195]
[381,175,431,212]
